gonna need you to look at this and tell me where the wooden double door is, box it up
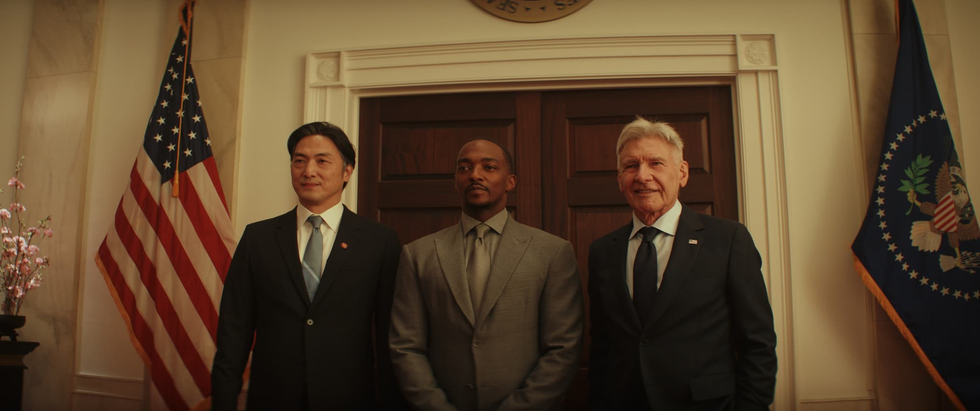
[358,86,737,408]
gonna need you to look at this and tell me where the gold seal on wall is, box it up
[471,0,593,23]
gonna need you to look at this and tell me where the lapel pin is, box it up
[340,242,348,249]
[688,239,698,245]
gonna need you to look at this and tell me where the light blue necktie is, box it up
[303,215,323,302]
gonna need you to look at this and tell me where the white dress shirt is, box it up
[296,202,344,275]
[625,199,682,298]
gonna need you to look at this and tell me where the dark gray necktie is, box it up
[303,215,323,302]
[467,224,491,313]
[633,226,659,325]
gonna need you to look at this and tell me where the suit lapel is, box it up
[644,206,704,329]
[274,208,310,308]
[476,218,532,326]
[312,206,360,305]
[435,226,476,326]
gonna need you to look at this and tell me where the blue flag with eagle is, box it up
[851,0,979,409]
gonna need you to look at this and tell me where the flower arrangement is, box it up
[0,157,53,316]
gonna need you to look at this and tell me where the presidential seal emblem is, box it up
[873,109,979,301]
[470,0,593,23]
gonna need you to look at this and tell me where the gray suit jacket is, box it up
[390,215,584,411]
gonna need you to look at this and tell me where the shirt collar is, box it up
[630,199,682,239]
[296,201,344,233]
[460,208,509,236]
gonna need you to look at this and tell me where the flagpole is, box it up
[894,0,901,43]
[172,0,196,197]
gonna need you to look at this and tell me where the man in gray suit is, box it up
[390,138,584,411]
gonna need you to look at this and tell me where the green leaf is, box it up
[905,169,916,179]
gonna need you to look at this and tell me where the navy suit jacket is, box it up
[587,205,777,411]
[211,206,402,410]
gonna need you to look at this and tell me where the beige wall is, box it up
[0,0,34,205]
[1,0,977,409]
[947,0,980,189]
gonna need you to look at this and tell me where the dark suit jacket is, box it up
[390,215,584,411]
[587,205,777,411]
[211,206,402,410]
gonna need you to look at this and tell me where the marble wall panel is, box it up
[923,35,962,148]
[16,0,101,409]
[849,0,897,34]
[0,1,35,206]
[192,57,244,208]
[852,33,897,187]
[191,0,247,61]
[17,70,95,410]
[872,306,951,411]
[26,0,100,78]
[850,0,948,35]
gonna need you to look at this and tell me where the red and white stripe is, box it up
[96,149,235,410]
[933,192,959,233]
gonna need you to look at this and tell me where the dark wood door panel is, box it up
[378,92,518,122]
[543,86,737,235]
[381,209,461,245]
[360,91,542,232]
[380,121,515,180]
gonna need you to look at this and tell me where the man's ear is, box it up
[679,161,690,187]
[343,164,354,182]
[505,174,517,192]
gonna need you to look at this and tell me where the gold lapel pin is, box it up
[688,239,698,245]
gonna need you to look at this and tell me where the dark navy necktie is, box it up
[633,226,659,325]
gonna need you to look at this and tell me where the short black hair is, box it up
[287,122,356,188]
[462,138,516,175]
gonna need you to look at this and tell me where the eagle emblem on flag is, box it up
[907,158,979,273]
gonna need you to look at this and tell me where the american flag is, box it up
[94,4,236,410]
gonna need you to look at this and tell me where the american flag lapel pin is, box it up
[688,239,698,245]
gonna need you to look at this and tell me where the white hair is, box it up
[615,117,684,168]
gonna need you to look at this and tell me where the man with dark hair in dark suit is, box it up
[588,117,777,411]
[212,122,402,410]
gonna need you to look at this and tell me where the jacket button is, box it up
[466,383,474,390]
[473,339,480,348]
[640,339,649,346]
[306,319,314,326]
